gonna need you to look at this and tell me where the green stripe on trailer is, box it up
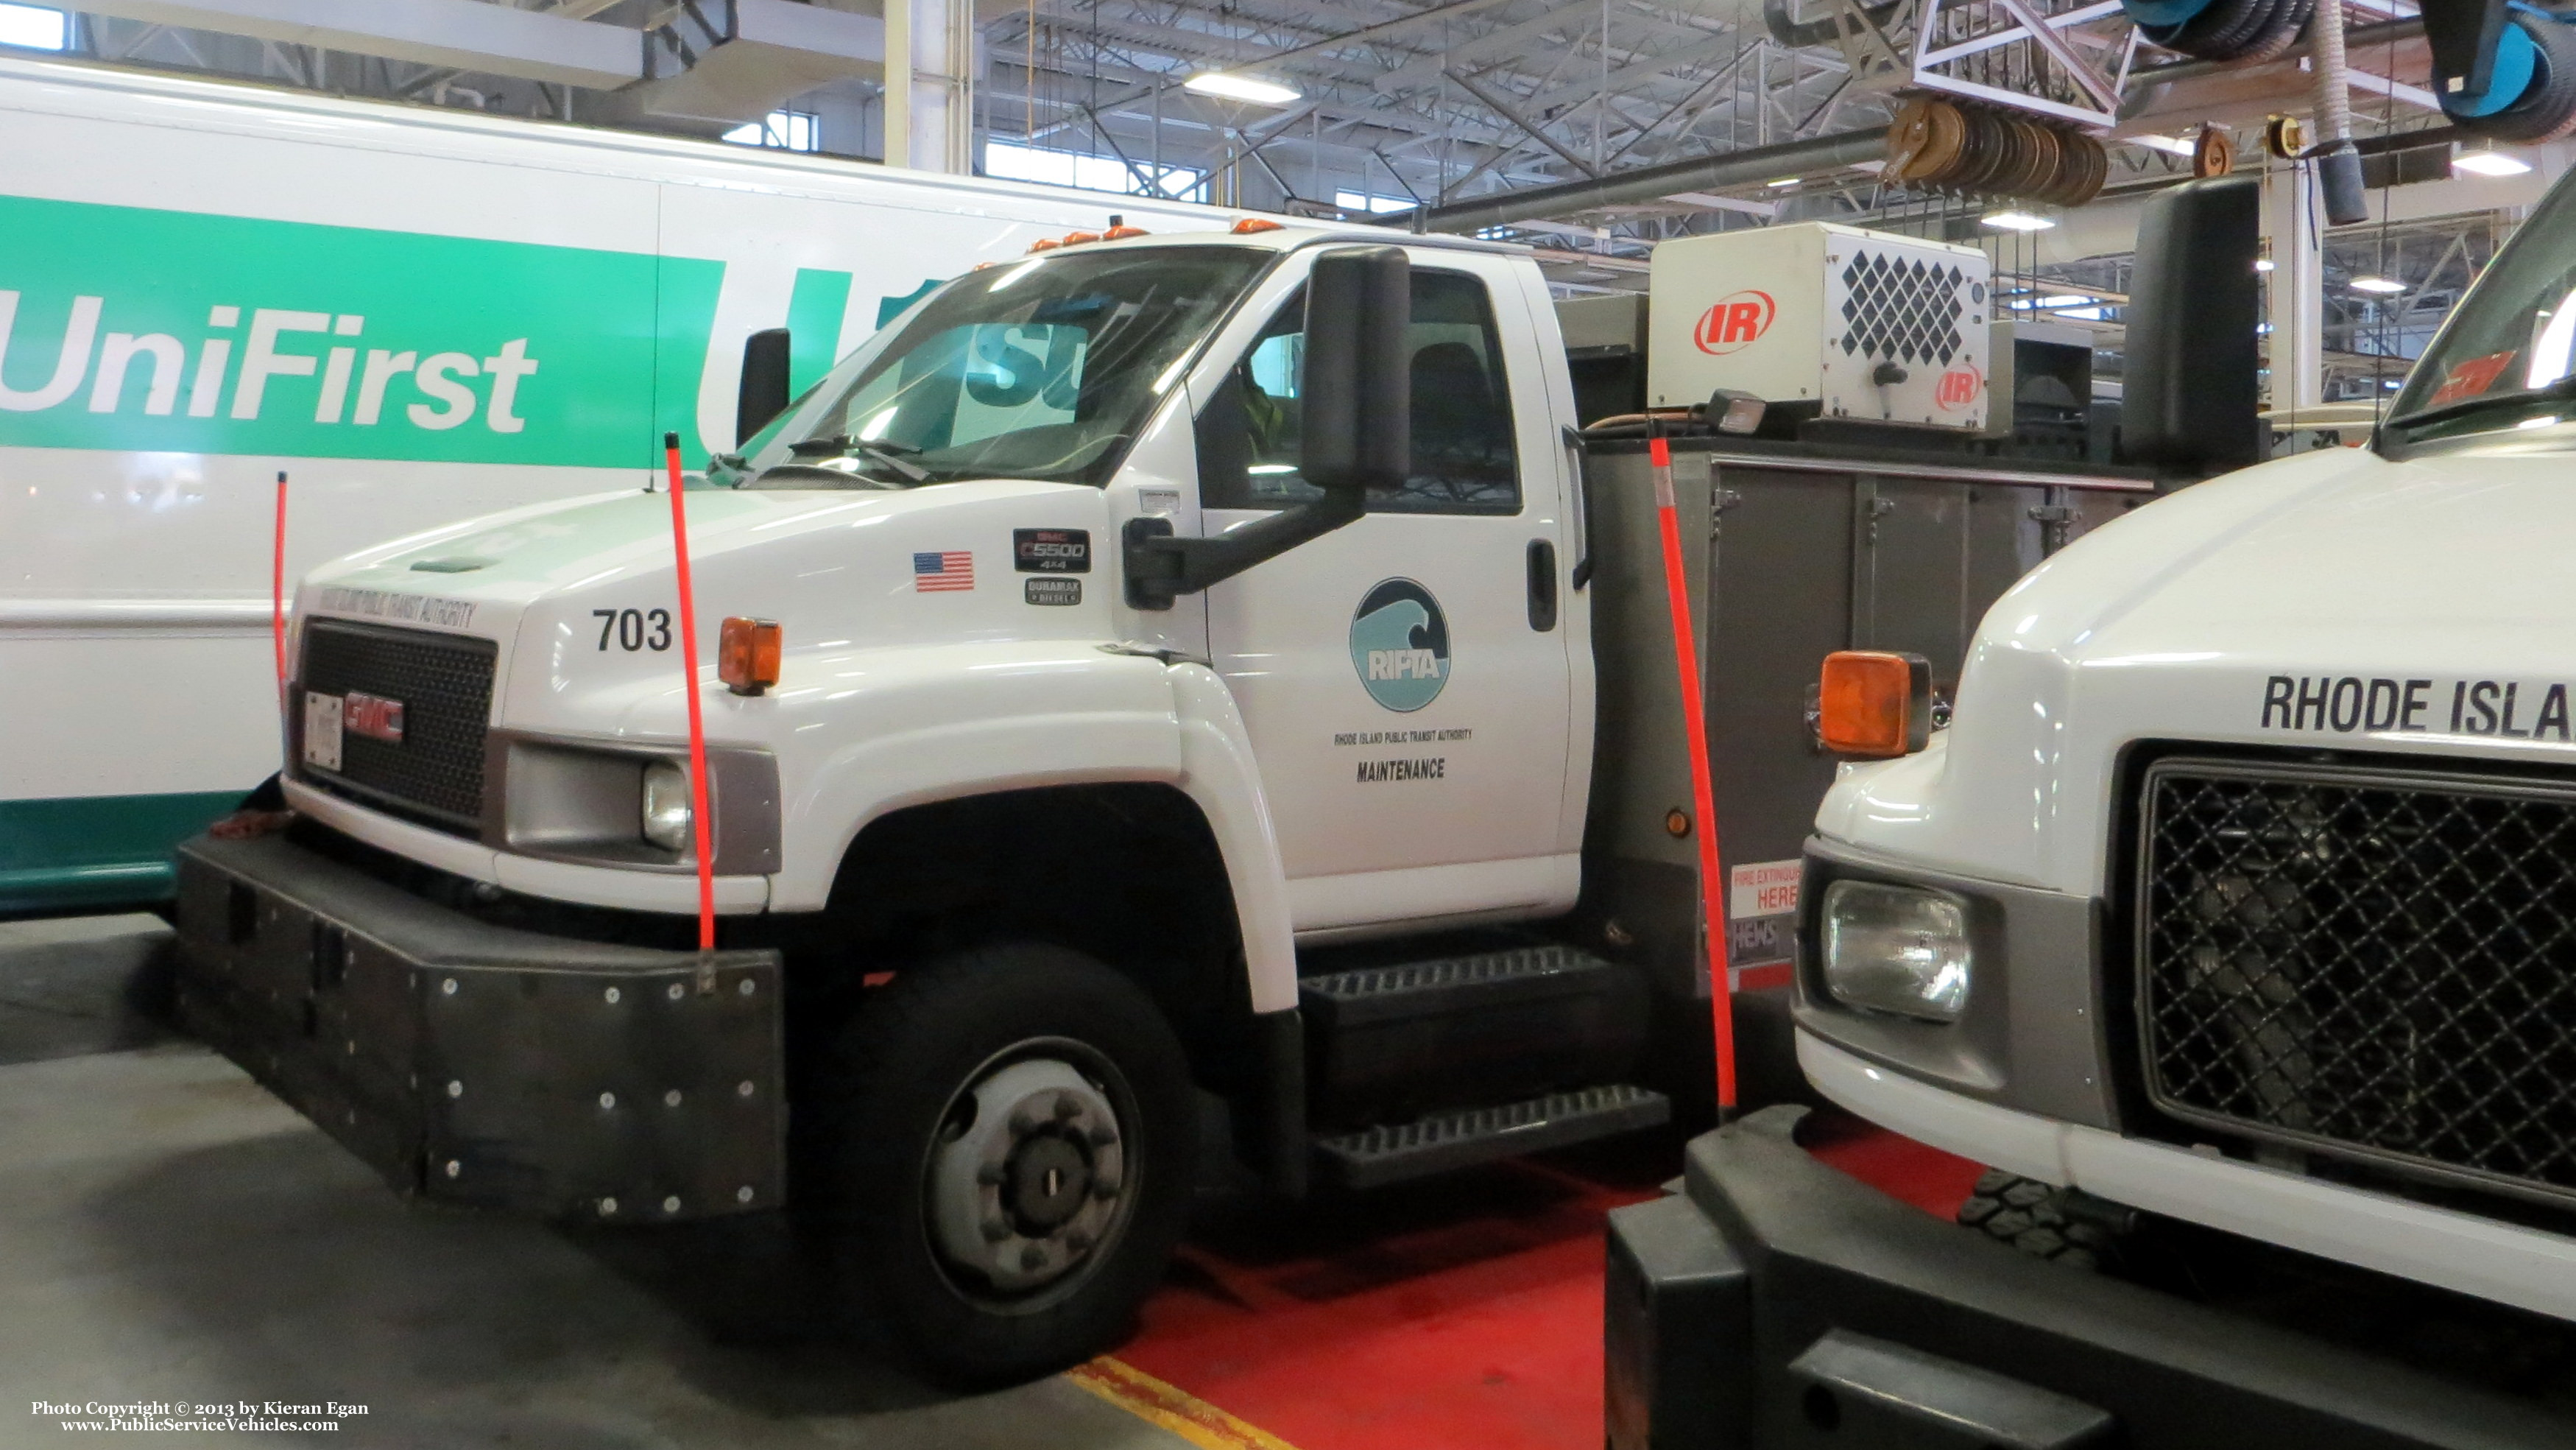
[0,791,245,911]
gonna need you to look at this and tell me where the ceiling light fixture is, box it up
[1766,177,1801,187]
[2255,258,2276,272]
[2453,149,2533,177]
[2011,294,2095,309]
[1183,71,1302,105]
[1982,211,2054,231]
[2128,133,2198,155]
[2351,277,2406,293]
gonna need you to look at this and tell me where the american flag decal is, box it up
[913,550,975,592]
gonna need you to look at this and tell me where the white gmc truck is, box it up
[169,214,2150,1383]
[1607,177,2576,1445]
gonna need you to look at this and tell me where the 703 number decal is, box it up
[593,608,673,652]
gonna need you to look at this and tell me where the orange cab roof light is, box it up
[719,617,783,697]
[1102,224,1148,239]
[1026,237,1060,253]
[1059,230,1103,247]
[1817,650,1933,758]
[1231,217,1285,234]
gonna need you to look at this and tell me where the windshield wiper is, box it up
[2387,374,2576,433]
[786,434,931,482]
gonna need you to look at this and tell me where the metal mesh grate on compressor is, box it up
[2136,757,2576,1206]
[298,619,496,834]
[1840,253,1967,366]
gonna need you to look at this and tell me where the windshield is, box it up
[729,244,1270,489]
[2387,173,2576,443]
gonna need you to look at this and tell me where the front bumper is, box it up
[1607,1107,2565,1449]
[173,833,784,1222]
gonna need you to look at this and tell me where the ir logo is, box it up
[1935,364,1985,411]
[1693,289,1776,355]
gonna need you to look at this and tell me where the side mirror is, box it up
[1123,247,1411,609]
[737,327,791,444]
[2121,176,2262,481]
[1299,244,1411,496]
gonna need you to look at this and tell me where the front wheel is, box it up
[798,942,1198,1384]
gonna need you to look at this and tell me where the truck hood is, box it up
[1817,440,2576,893]
[296,478,1118,741]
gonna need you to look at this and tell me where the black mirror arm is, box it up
[1122,488,1366,610]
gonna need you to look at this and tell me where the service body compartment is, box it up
[175,831,784,1222]
[1574,436,2150,1105]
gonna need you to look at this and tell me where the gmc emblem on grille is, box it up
[344,691,405,745]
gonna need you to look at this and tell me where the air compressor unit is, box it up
[1646,222,1994,431]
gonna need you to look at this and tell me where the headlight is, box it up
[1818,879,1972,1022]
[641,759,693,853]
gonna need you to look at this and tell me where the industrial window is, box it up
[1334,191,1414,215]
[985,141,1207,202]
[722,110,819,152]
[1198,268,1521,516]
[0,4,66,49]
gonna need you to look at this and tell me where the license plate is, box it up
[303,690,344,772]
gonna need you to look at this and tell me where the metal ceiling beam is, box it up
[1375,123,1891,231]
[1446,66,1600,177]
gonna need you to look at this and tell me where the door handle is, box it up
[1527,538,1559,632]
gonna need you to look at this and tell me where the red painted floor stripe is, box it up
[1117,1114,1986,1450]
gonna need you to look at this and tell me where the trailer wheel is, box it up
[2450,10,2576,144]
[1956,1169,2121,1271]
[800,942,1197,1384]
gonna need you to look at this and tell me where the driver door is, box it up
[1197,252,1579,935]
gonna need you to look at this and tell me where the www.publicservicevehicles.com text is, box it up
[33,1401,367,1432]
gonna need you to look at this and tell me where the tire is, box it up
[2460,11,2576,144]
[797,941,1199,1384]
[1955,1169,2122,1271]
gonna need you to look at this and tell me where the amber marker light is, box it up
[1818,650,1933,757]
[720,617,782,697]
[1230,217,1285,234]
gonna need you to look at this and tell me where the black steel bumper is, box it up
[1607,1107,2563,1449]
[173,834,784,1223]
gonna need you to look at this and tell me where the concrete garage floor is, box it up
[0,915,1196,1450]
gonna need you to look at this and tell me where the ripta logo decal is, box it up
[1693,289,1776,356]
[1935,363,1984,411]
[1349,578,1450,713]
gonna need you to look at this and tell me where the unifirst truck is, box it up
[1608,173,2576,1444]
[0,54,1234,911]
[136,58,2174,1381]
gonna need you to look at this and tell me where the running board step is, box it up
[1299,944,1649,1126]
[1310,1084,1670,1192]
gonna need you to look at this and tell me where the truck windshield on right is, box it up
[1609,162,2576,1450]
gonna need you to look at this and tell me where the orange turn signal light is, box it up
[719,616,782,697]
[1230,217,1284,234]
[1818,650,1933,758]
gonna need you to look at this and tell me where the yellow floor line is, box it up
[1065,1355,1302,1450]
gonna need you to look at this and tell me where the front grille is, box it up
[2136,756,2576,1207]
[298,619,496,835]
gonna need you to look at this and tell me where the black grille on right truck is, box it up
[296,618,496,836]
[2135,756,2576,1208]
